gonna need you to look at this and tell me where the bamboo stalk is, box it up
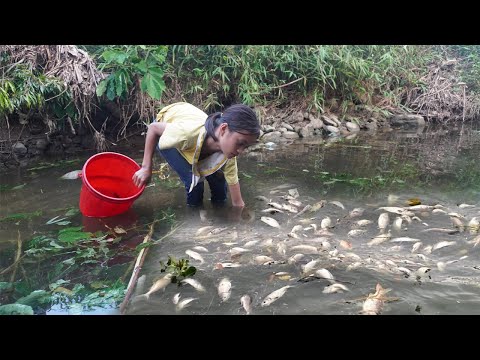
[119,220,157,315]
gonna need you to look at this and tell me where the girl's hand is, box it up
[132,167,152,188]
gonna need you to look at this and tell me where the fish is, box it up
[261,216,281,228]
[302,259,321,275]
[261,285,293,307]
[361,283,391,315]
[411,242,422,253]
[214,262,242,269]
[348,229,367,237]
[468,217,479,234]
[294,204,312,218]
[282,204,298,214]
[393,217,403,231]
[288,199,303,208]
[172,293,181,305]
[309,200,327,212]
[192,246,209,253]
[195,226,215,236]
[185,249,205,264]
[254,255,274,265]
[60,170,82,180]
[217,278,232,302]
[321,216,332,229]
[349,208,365,218]
[329,201,345,210]
[199,209,209,222]
[322,283,349,294]
[255,195,270,202]
[288,253,305,264]
[181,278,206,292]
[315,268,334,281]
[289,244,318,254]
[240,295,253,315]
[390,237,421,243]
[367,232,392,246]
[143,273,173,300]
[458,203,475,209]
[432,241,457,251]
[355,219,373,227]
[176,297,197,312]
[378,213,389,231]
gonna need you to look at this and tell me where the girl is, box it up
[132,102,260,208]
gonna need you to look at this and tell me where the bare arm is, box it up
[228,182,245,207]
[132,122,167,187]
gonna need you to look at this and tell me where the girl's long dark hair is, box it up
[205,104,260,141]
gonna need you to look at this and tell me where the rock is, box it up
[321,115,338,127]
[282,132,299,139]
[299,124,315,138]
[280,122,294,131]
[36,138,49,151]
[261,131,282,142]
[309,118,324,129]
[389,114,425,127]
[324,125,340,134]
[12,142,27,155]
[345,122,360,132]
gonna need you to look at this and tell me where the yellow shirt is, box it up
[156,102,239,191]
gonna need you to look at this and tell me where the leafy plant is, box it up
[159,256,196,284]
[96,45,168,101]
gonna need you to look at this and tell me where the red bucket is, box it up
[79,152,145,217]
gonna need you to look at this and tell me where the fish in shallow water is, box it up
[361,283,391,315]
[217,278,232,302]
[261,285,293,307]
[142,273,173,300]
[240,295,253,314]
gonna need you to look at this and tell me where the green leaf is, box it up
[0,303,34,315]
[96,80,108,97]
[106,78,116,101]
[102,50,128,64]
[183,266,197,277]
[0,282,13,293]
[115,72,124,97]
[15,290,51,306]
[135,60,148,74]
[141,70,165,100]
[58,230,91,243]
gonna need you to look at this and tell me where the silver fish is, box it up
[261,285,293,307]
[185,249,205,264]
[181,278,206,292]
[143,273,173,299]
[261,216,281,228]
[240,294,253,315]
[176,297,197,312]
[217,278,232,302]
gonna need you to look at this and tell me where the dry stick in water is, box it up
[119,220,157,314]
[10,230,23,283]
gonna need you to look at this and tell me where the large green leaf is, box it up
[141,68,165,100]
[96,80,107,97]
[0,304,34,315]
[102,50,128,64]
[15,290,52,306]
